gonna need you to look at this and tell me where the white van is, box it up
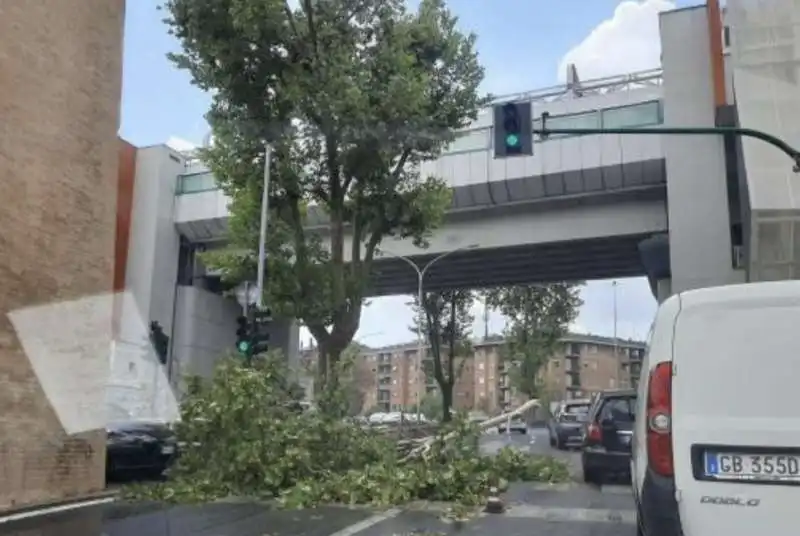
[632,282,800,536]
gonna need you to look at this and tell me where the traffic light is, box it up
[235,315,251,356]
[249,308,272,355]
[493,101,533,158]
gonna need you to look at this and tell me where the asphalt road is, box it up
[1,426,637,535]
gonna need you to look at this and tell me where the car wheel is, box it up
[635,506,645,536]
[554,435,563,450]
[549,434,555,447]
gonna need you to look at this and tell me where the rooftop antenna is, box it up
[566,63,583,97]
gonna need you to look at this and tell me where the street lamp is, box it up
[378,243,479,422]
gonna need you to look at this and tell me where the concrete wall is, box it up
[341,198,667,262]
[0,0,124,511]
[170,286,241,395]
[660,6,743,294]
[727,0,800,281]
[125,146,186,337]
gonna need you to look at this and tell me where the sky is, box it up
[120,0,698,348]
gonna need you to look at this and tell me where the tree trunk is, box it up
[441,382,453,422]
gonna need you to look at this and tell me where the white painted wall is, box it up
[660,6,742,294]
[124,145,185,336]
[337,199,668,262]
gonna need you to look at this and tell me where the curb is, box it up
[0,490,118,525]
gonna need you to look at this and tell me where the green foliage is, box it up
[123,355,568,508]
[163,0,489,387]
[410,290,474,421]
[483,283,583,399]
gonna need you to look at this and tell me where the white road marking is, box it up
[502,505,635,525]
[327,508,402,536]
[0,496,116,524]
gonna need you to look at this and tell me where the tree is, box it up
[163,0,489,396]
[484,283,583,400]
[410,289,474,421]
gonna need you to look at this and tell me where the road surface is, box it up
[1,426,636,535]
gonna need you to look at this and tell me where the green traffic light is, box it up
[237,340,250,353]
[505,133,520,147]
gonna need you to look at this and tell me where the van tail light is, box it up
[587,422,602,443]
[647,362,674,477]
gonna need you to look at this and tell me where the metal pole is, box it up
[612,280,619,386]
[416,272,424,424]
[256,144,271,309]
[243,281,250,317]
[377,244,479,424]
[535,118,800,171]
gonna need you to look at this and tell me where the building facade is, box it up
[301,333,646,415]
[0,0,125,512]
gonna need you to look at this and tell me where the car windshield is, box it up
[560,404,590,422]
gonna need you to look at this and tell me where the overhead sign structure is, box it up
[493,101,533,158]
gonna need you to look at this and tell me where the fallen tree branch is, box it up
[399,399,542,462]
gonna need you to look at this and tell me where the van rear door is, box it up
[671,286,800,536]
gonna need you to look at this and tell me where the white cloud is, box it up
[557,0,675,82]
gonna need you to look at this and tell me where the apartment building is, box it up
[300,332,646,414]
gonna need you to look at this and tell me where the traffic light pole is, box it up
[536,112,800,172]
[256,144,272,310]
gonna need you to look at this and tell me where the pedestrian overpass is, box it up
[174,68,669,296]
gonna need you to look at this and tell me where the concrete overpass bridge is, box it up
[175,67,670,296]
[176,5,794,303]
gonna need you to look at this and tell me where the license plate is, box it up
[705,452,800,482]
[161,445,175,455]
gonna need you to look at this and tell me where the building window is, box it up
[601,101,662,129]
[534,110,600,140]
[445,128,491,154]
[479,377,485,384]
[723,26,731,48]
[478,362,484,370]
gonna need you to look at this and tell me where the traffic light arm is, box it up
[537,112,800,172]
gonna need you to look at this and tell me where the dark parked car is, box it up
[106,420,177,480]
[581,389,636,485]
[548,399,591,450]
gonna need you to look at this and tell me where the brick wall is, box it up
[0,0,124,512]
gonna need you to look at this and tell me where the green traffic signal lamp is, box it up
[505,133,520,148]
[235,315,251,355]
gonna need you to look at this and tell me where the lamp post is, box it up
[612,280,620,386]
[378,244,479,422]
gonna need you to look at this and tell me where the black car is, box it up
[548,399,591,450]
[106,420,178,480]
[580,389,636,484]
